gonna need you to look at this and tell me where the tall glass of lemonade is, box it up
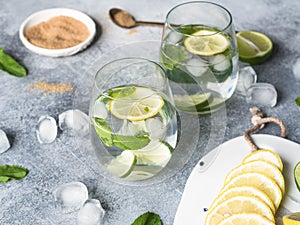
[160,1,239,114]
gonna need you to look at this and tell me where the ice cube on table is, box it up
[293,57,300,82]
[59,109,89,136]
[186,58,208,77]
[53,181,88,214]
[0,129,10,154]
[246,83,277,107]
[236,66,257,95]
[77,199,105,225]
[36,116,57,144]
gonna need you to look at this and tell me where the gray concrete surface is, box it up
[0,0,299,224]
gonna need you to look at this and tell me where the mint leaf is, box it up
[113,134,150,150]
[97,86,136,103]
[0,48,27,77]
[0,164,29,182]
[131,212,162,225]
[93,117,113,146]
[108,86,136,98]
[93,117,150,150]
[296,96,300,107]
[160,44,189,70]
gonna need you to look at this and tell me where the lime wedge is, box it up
[133,140,173,167]
[106,150,137,178]
[294,161,300,191]
[237,30,273,64]
[184,30,230,56]
[173,93,212,111]
[109,86,164,121]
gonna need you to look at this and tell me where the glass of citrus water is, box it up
[89,58,178,181]
[160,1,239,114]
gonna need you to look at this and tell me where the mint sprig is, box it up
[131,211,162,225]
[0,164,29,182]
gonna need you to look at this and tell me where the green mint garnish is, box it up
[112,134,150,150]
[107,86,136,98]
[97,86,136,103]
[0,48,27,77]
[160,44,190,70]
[131,211,162,225]
[296,96,300,107]
[0,164,29,182]
[93,117,113,146]
[93,117,150,150]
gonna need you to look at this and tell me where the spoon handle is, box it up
[135,21,165,27]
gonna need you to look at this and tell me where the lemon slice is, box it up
[109,86,164,121]
[237,30,273,64]
[294,161,300,191]
[283,212,300,225]
[208,186,276,214]
[184,30,230,56]
[218,213,275,225]
[204,196,274,225]
[106,150,137,178]
[221,172,282,210]
[224,160,285,194]
[242,149,283,171]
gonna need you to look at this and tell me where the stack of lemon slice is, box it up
[204,149,285,225]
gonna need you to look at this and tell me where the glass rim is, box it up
[94,57,168,101]
[165,1,233,37]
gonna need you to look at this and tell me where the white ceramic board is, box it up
[174,134,300,225]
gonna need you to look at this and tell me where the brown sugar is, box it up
[29,82,73,95]
[25,16,90,49]
[114,11,136,28]
[128,29,138,35]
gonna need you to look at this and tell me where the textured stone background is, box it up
[0,0,299,224]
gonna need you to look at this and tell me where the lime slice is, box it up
[236,30,273,64]
[184,30,230,56]
[106,150,137,178]
[197,97,225,114]
[133,140,173,167]
[126,165,161,181]
[173,93,212,111]
[109,86,164,121]
[294,161,300,191]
